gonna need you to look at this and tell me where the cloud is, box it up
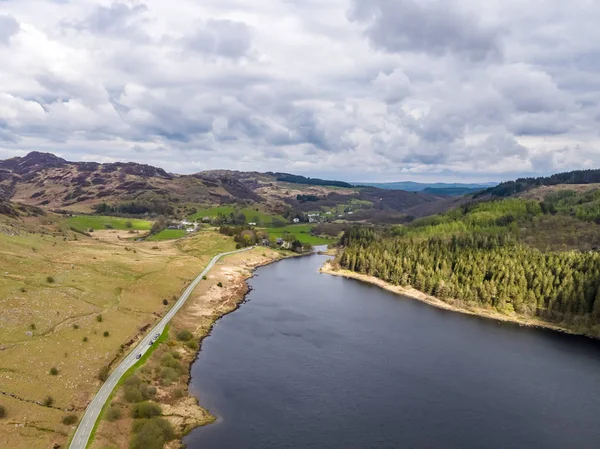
[347,0,501,62]
[0,0,599,182]
[372,69,412,104]
[185,19,252,59]
[0,14,18,44]
[72,2,149,40]
[491,64,570,114]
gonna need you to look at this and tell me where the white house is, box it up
[293,218,300,223]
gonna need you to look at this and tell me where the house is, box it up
[276,238,284,245]
[325,211,332,215]
[293,218,300,223]
[249,222,257,226]
[201,216,211,223]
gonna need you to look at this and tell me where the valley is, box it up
[3,152,600,448]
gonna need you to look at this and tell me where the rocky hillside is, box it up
[0,152,454,221]
[0,152,264,212]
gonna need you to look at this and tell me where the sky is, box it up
[0,0,599,182]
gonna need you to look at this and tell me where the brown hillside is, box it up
[517,183,600,201]
[0,152,450,220]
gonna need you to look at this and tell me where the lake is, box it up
[185,252,600,449]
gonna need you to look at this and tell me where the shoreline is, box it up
[171,249,306,446]
[320,262,593,339]
[88,248,305,449]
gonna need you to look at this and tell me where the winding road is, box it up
[69,247,254,449]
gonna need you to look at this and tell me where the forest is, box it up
[482,168,600,197]
[93,201,174,216]
[275,173,353,188]
[337,197,600,335]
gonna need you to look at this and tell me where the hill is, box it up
[480,169,600,198]
[336,196,600,338]
[334,170,600,338]
[0,152,260,213]
[0,152,455,224]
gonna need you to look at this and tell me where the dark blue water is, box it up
[185,253,600,449]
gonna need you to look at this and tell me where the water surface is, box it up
[186,253,600,449]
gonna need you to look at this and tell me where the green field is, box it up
[263,225,335,245]
[147,229,187,241]
[67,215,152,232]
[188,206,285,226]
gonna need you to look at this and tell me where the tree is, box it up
[235,212,247,225]
[130,417,175,449]
[98,365,110,381]
[150,216,168,235]
[176,330,192,341]
[62,414,78,425]
[105,405,122,422]
[131,401,162,419]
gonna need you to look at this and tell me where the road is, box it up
[69,246,254,449]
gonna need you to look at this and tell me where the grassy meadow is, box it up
[0,223,236,449]
[148,229,187,241]
[262,224,335,245]
[67,215,152,232]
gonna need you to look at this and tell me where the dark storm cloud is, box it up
[348,0,501,61]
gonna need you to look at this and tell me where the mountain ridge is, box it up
[0,152,455,221]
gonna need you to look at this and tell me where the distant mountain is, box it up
[354,181,497,195]
[421,187,488,196]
